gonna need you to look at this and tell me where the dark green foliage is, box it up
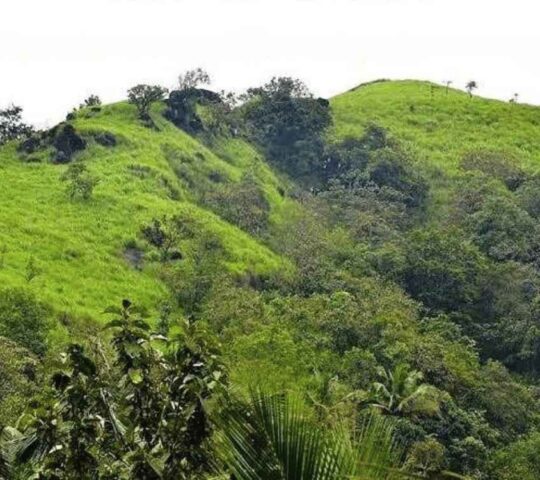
[0,105,33,146]
[366,148,428,209]
[8,300,227,479]
[165,88,222,134]
[318,125,428,248]
[241,77,332,177]
[0,288,51,355]
[140,215,187,261]
[94,132,116,147]
[127,84,168,120]
[467,196,539,262]
[203,171,270,236]
[490,432,540,480]
[326,125,428,210]
[80,95,102,109]
[460,149,525,191]
[398,228,486,313]
[17,123,86,163]
[169,234,225,319]
[516,176,540,218]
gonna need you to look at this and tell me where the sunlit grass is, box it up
[0,101,289,327]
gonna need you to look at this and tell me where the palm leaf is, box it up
[216,391,414,480]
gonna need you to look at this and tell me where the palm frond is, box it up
[216,390,356,480]
[216,391,416,480]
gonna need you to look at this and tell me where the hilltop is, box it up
[332,79,540,170]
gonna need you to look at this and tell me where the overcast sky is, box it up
[1,0,539,126]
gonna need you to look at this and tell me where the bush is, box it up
[203,172,270,236]
[80,94,102,108]
[0,288,51,355]
[61,162,99,200]
[140,215,190,261]
[467,196,539,262]
[490,432,540,480]
[0,337,38,425]
[460,149,525,191]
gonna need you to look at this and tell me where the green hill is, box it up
[0,101,292,332]
[331,79,540,171]
[2,78,540,478]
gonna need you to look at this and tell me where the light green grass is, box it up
[331,80,540,173]
[331,80,540,221]
[0,102,289,324]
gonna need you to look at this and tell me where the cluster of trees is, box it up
[0,300,429,479]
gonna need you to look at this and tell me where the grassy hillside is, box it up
[331,80,540,172]
[0,102,291,329]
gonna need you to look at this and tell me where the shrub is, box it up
[61,162,99,200]
[80,94,102,108]
[399,228,486,313]
[203,172,270,236]
[140,215,189,261]
[0,337,38,425]
[460,149,525,191]
[0,288,51,355]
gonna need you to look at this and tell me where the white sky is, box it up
[1,0,539,127]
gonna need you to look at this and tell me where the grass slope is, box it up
[0,102,290,328]
[331,80,540,172]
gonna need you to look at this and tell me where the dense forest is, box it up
[0,72,539,479]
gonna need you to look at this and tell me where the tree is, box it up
[177,68,211,91]
[367,364,444,418]
[465,81,478,98]
[467,196,538,262]
[140,215,186,261]
[127,84,168,120]
[7,299,226,479]
[0,105,33,145]
[444,80,453,95]
[203,170,271,236]
[489,431,540,480]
